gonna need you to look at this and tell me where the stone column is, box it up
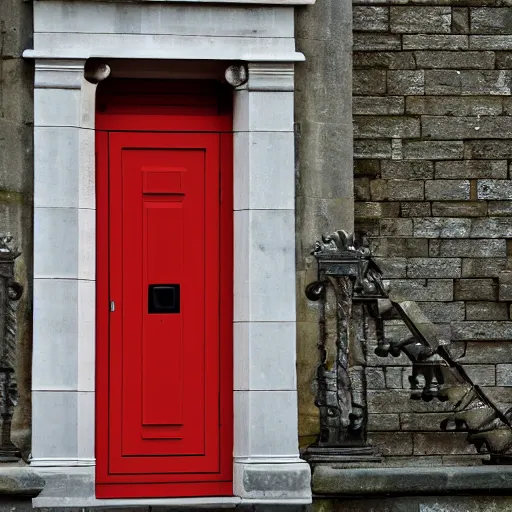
[232,62,311,502]
[31,60,108,467]
[294,0,355,445]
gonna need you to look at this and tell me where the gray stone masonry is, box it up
[354,0,512,464]
[0,0,33,459]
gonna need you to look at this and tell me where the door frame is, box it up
[29,58,311,507]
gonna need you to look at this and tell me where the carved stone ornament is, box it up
[0,235,23,462]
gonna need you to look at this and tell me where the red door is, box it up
[95,82,233,499]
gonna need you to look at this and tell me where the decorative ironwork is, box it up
[0,235,22,462]
[304,229,512,464]
[303,230,381,463]
[375,297,512,462]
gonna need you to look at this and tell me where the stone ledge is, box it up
[0,467,45,497]
[312,465,512,496]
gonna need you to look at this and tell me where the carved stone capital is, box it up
[34,59,86,89]
[246,62,294,92]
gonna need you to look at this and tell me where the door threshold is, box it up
[34,496,242,509]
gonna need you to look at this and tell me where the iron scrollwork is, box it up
[0,235,22,462]
[303,231,381,463]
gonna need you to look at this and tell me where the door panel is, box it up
[96,130,232,498]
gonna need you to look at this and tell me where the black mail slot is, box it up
[148,284,180,314]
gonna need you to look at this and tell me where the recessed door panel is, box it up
[96,128,232,498]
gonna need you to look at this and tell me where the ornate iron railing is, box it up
[304,230,512,464]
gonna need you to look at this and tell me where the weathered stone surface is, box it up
[425,180,470,201]
[431,202,487,217]
[407,96,502,116]
[374,257,407,278]
[353,69,387,95]
[368,389,454,413]
[465,140,512,159]
[454,341,512,364]
[371,237,429,258]
[416,301,466,322]
[453,7,469,34]
[413,218,471,238]
[400,413,454,431]
[312,466,512,498]
[382,321,451,346]
[355,140,392,159]
[471,35,512,50]
[477,180,512,200]
[466,302,509,321]
[463,364,497,385]
[499,271,512,301]
[380,219,413,237]
[371,180,424,201]
[441,455,488,467]
[403,141,464,160]
[454,279,498,301]
[401,202,431,217]
[429,239,506,258]
[368,433,413,456]
[388,71,425,95]
[423,116,512,140]
[496,364,512,386]
[413,433,477,455]
[354,177,371,201]
[355,202,400,219]
[354,159,380,177]
[425,70,512,95]
[366,367,386,389]
[353,6,389,32]
[367,414,400,431]
[451,321,512,340]
[383,366,405,389]
[470,8,512,34]
[353,96,404,115]
[414,51,494,69]
[390,6,451,34]
[403,35,468,51]
[471,217,512,238]
[354,33,401,51]
[353,51,416,70]
[0,468,45,497]
[359,219,380,237]
[386,279,453,301]
[496,52,512,69]
[435,160,507,179]
[501,97,512,114]
[407,258,461,278]
[381,161,433,180]
[354,116,420,139]
[462,258,508,277]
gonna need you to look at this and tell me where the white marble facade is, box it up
[25,0,313,506]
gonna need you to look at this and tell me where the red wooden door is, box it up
[96,104,233,498]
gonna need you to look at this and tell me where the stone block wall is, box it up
[0,0,34,458]
[353,2,512,463]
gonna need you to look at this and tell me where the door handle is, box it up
[148,284,180,314]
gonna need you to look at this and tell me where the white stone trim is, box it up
[26,1,311,505]
[30,458,96,467]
